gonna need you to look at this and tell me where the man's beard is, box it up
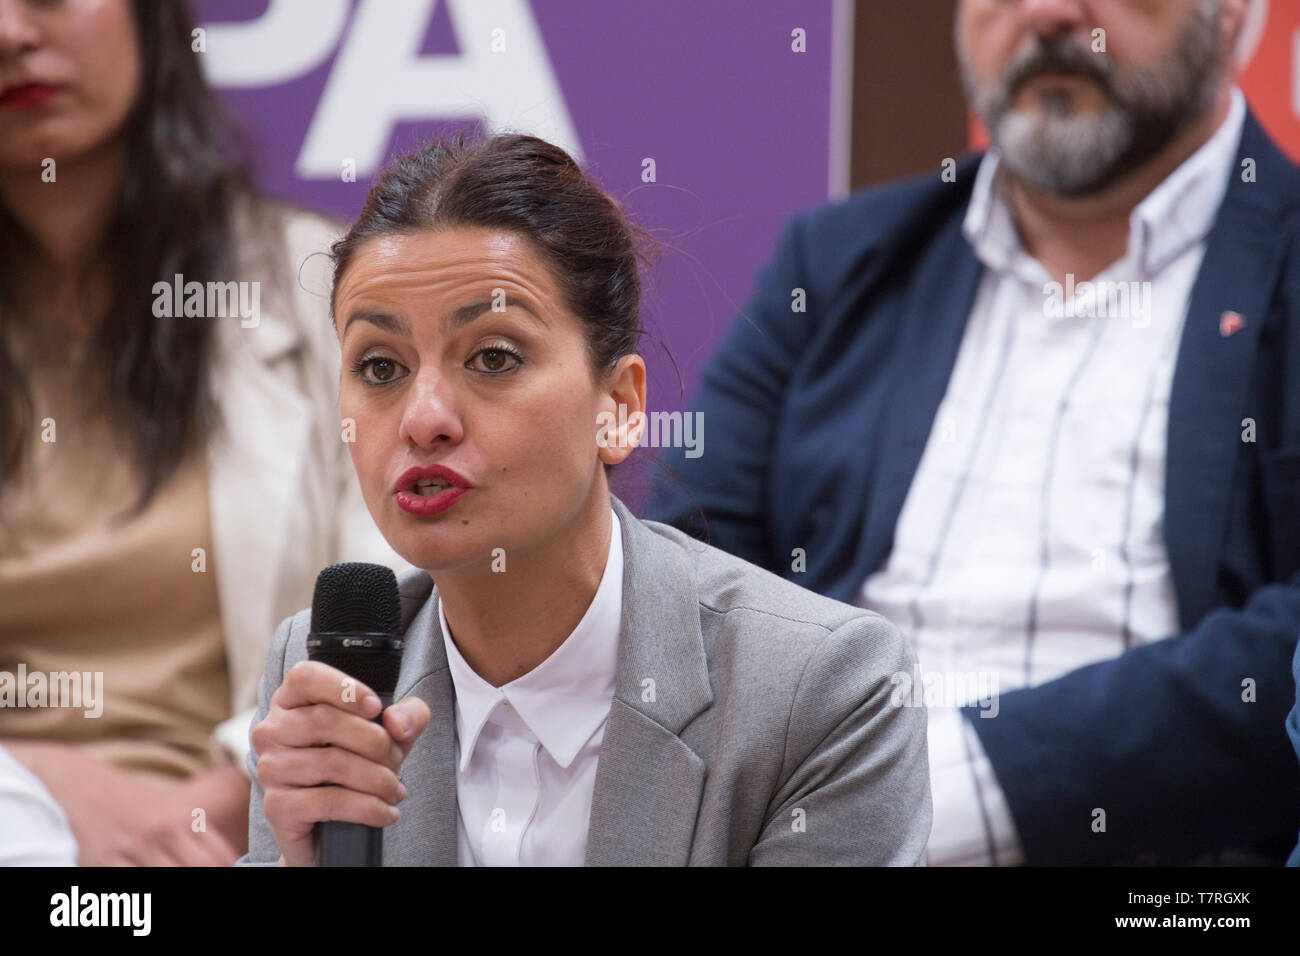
[958,0,1224,197]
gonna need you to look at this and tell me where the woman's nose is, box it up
[398,371,465,449]
[0,1,42,60]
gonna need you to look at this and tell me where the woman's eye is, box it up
[468,346,522,374]
[352,356,408,385]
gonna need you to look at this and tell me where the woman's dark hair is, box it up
[0,0,250,513]
[330,133,654,464]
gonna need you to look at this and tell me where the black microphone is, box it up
[306,562,405,867]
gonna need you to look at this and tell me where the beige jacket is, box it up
[207,197,409,770]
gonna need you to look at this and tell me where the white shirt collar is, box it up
[439,508,623,772]
[963,86,1247,281]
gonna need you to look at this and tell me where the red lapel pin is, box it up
[1220,311,1245,337]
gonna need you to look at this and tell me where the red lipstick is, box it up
[394,464,471,516]
[0,83,57,110]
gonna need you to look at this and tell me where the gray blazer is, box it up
[239,495,932,865]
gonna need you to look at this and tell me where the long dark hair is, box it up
[0,0,250,513]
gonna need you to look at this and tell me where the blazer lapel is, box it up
[855,215,983,594]
[383,502,714,866]
[584,496,713,866]
[385,570,459,866]
[1165,112,1300,629]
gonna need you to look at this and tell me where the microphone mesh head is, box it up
[311,563,402,634]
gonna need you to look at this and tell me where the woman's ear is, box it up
[596,353,647,466]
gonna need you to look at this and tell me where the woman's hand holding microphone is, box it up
[250,660,431,866]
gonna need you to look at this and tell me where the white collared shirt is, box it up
[440,508,622,866]
[859,88,1247,865]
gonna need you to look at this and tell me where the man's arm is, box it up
[1287,637,1300,867]
[646,215,816,569]
[749,614,932,866]
[962,573,1300,864]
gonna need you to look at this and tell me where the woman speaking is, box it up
[242,134,932,866]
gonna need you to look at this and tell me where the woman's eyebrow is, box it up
[341,299,549,337]
[445,298,548,332]
[342,310,410,336]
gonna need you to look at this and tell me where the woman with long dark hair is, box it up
[241,133,932,866]
[0,0,401,865]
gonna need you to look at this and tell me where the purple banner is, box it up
[194,0,840,497]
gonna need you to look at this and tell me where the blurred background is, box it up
[194,0,841,504]
[192,0,1297,498]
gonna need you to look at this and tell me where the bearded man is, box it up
[648,0,1300,865]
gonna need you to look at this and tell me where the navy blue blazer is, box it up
[648,110,1300,865]
[1289,639,1300,866]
